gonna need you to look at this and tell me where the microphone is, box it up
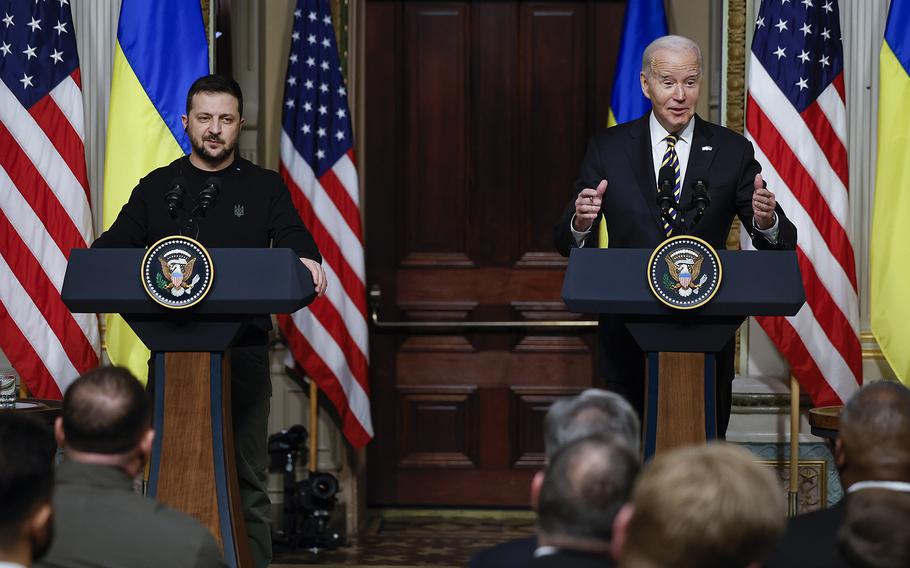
[165,177,186,219]
[690,179,710,229]
[199,176,220,214]
[656,165,677,215]
[692,179,710,214]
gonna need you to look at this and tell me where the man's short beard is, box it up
[190,135,236,165]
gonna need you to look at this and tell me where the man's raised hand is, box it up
[751,173,777,230]
[572,179,608,232]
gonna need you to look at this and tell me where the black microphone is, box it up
[690,179,710,229]
[165,177,186,219]
[199,176,220,214]
[656,165,677,215]
[692,179,710,214]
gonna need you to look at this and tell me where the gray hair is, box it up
[641,35,703,77]
[544,389,640,460]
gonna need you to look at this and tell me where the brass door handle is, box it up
[368,285,597,331]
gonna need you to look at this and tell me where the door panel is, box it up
[365,0,625,506]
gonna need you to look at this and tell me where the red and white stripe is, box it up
[278,133,373,448]
[0,70,100,398]
[743,52,862,405]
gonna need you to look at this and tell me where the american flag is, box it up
[0,0,99,398]
[744,0,861,405]
[278,0,372,447]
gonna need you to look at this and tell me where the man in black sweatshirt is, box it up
[93,74,326,568]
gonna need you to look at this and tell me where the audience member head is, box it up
[544,389,640,460]
[836,381,910,489]
[533,433,639,555]
[613,442,785,568]
[838,488,910,568]
[0,413,56,566]
[57,366,153,476]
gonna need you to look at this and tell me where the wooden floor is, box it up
[272,509,536,567]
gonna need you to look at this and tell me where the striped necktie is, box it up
[660,134,681,237]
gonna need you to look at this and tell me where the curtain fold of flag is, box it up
[0,0,99,397]
[277,0,373,448]
[743,0,861,405]
[871,0,910,385]
[102,0,209,383]
[599,0,668,248]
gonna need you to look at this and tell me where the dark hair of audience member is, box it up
[544,389,640,460]
[537,433,639,542]
[185,74,244,116]
[838,381,910,484]
[0,413,56,548]
[838,488,910,568]
[62,366,151,454]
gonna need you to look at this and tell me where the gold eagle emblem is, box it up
[159,256,196,290]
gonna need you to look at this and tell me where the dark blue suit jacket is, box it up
[469,536,537,568]
[553,114,796,253]
[763,502,848,568]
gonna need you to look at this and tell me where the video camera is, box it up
[268,425,344,550]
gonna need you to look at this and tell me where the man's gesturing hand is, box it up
[751,173,777,230]
[300,257,327,297]
[572,179,608,232]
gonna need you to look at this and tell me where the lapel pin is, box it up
[701,145,713,151]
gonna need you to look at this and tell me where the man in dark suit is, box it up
[553,35,797,436]
[764,381,910,568]
[469,390,640,568]
[0,413,56,568]
[35,366,226,568]
[530,434,639,567]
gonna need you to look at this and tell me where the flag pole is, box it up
[309,378,318,473]
[788,374,800,517]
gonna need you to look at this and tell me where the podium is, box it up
[62,248,316,568]
[562,248,804,457]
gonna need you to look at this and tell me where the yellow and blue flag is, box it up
[102,0,209,382]
[872,0,910,385]
[600,0,668,247]
[607,0,668,128]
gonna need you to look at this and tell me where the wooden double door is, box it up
[364,0,626,506]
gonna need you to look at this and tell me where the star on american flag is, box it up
[752,0,842,110]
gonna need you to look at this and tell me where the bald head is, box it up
[538,434,639,543]
[837,381,910,486]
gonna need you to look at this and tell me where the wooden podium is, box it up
[63,248,316,568]
[562,248,804,458]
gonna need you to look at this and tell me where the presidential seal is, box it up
[140,236,214,309]
[647,235,722,310]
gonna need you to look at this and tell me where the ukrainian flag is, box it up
[872,0,910,386]
[600,0,668,247]
[606,0,668,128]
[103,1,209,382]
